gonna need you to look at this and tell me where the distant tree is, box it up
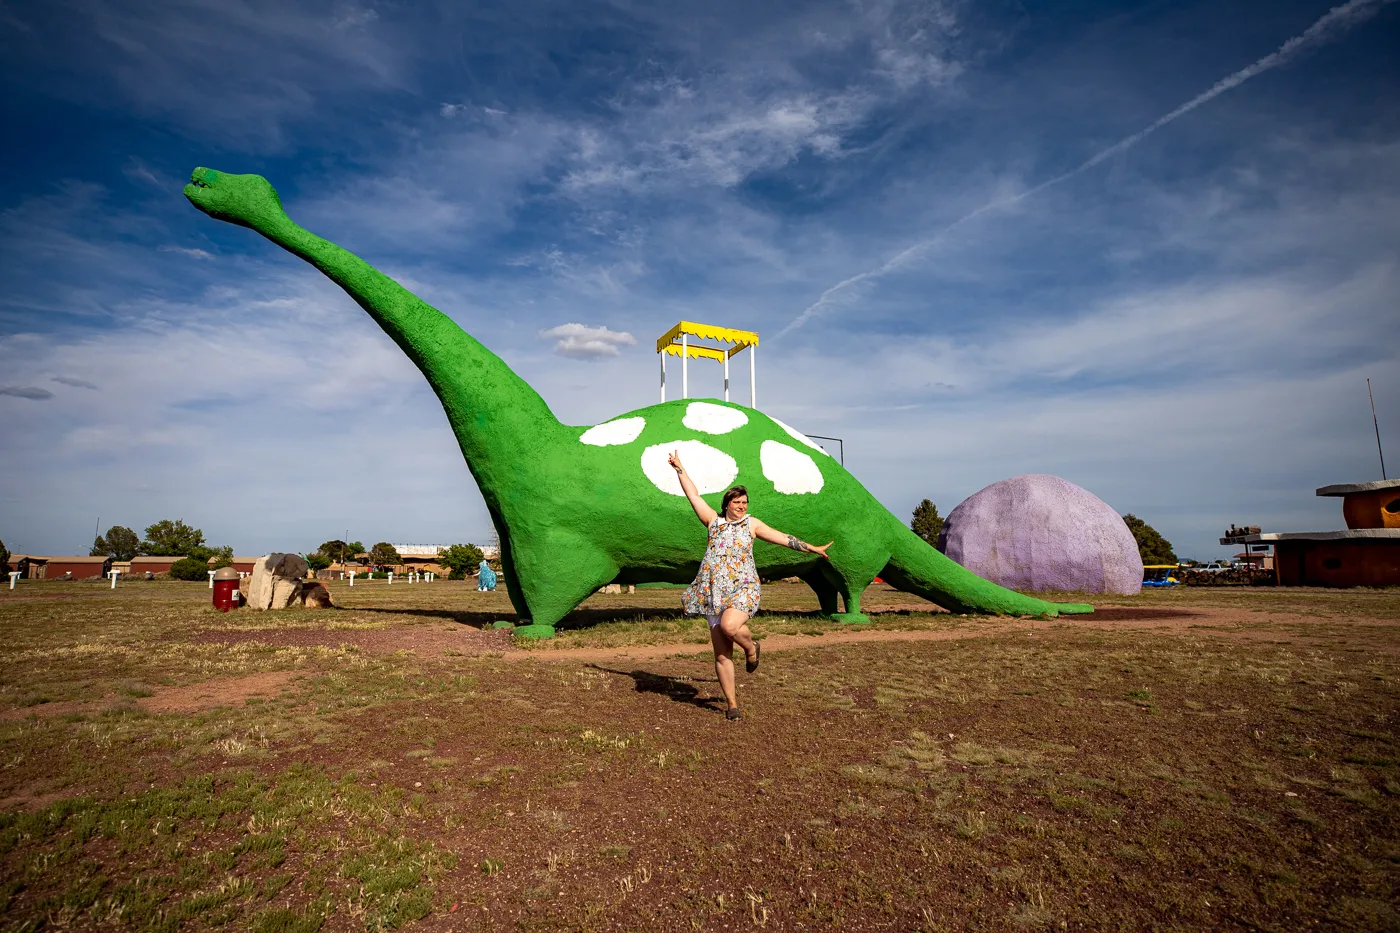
[910,499,945,548]
[207,546,234,569]
[368,542,401,569]
[92,525,140,561]
[169,556,209,581]
[438,543,485,580]
[141,519,206,557]
[1122,514,1177,566]
[348,541,365,558]
[305,552,332,572]
[317,540,353,564]
[0,538,9,576]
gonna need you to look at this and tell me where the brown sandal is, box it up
[745,641,760,674]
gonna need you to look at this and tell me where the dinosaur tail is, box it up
[881,525,1094,617]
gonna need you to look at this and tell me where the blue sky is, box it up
[1,0,1397,562]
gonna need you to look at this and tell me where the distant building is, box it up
[391,544,449,575]
[1222,480,1400,586]
[8,556,111,580]
[129,556,180,575]
[45,556,113,580]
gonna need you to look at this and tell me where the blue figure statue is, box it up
[477,560,498,592]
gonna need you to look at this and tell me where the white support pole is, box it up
[109,570,119,589]
[724,350,730,402]
[681,334,689,399]
[8,571,18,590]
[208,570,216,589]
[388,572,394,585]
[349,571,355,586]
[750,344,757,409]
[660,352,666,403]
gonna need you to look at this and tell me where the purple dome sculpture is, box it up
[938,474,1143,595]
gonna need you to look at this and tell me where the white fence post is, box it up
[110,570,119,589]
[208,570,216,589]
[9,571,20,590]
[387,572,394,585]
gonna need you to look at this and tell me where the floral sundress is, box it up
[682,515,761,617]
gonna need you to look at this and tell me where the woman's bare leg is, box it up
[710,625,738,710]
[719,607,757,664]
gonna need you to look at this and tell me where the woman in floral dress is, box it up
[668,450,832,720]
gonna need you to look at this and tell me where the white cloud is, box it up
[158,245,213,260]
[539,323,638,359]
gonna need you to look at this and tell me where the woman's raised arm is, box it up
[667,451,717,527]
[750,517,832,559]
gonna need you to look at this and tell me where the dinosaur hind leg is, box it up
[801,567,840,616]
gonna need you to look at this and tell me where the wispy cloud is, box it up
[778,0,1400,338]
[1,386,54,400]
[539,323,638,359]
[158,245,214,260]
[52,376,99,390]
[4,0,405,147]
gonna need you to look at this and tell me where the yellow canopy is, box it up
[656,320,759,357]
[656,320,759,405]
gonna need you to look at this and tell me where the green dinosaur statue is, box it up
[185,168,1092,637]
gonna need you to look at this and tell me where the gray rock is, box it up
[940,474,1143,595]
[244,553,310,610]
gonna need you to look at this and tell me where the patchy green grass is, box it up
[0,579,1396,930]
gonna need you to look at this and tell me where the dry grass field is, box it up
[0,578,1396,931]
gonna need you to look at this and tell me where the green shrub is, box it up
[169,556,210,581]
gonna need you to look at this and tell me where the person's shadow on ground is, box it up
[588,664,724,713]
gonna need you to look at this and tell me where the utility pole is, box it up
[1369,378,1387,480]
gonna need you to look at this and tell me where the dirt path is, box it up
[510,608,1343,663]
[178,605,1400,671]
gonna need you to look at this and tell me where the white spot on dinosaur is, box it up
[761,440,824,494]
[683,401,748,435]
[769,416,832,456]
[642,441,738,496]
[580,417,645,446]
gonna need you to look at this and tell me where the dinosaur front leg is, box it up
[825,549,888,625]
[509,529,620,640]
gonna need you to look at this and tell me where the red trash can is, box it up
[212,566,241,612]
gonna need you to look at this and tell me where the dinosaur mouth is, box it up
[190,176,210,188]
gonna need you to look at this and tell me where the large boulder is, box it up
[243,553,309,610]
[938,474,1143,595]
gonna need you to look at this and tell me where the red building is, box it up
[9,556,112,579]
[44,556,113,580]
[129,556,179,576]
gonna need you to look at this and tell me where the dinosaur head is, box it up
[183,168,289,231]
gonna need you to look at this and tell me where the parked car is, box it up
[1201,561,1231,573]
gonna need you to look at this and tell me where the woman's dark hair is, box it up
[721,485,749,514]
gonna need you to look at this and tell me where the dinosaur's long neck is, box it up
[255,216,566,494]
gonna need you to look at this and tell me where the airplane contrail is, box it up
[775,0,1396,340]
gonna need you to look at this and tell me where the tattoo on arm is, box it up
[787,535,815,553]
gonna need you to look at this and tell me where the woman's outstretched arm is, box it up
[667,451,717,527]
[749,517,832,559]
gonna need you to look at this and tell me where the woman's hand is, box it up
[667,450,685,474]
[809,541,834,560]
